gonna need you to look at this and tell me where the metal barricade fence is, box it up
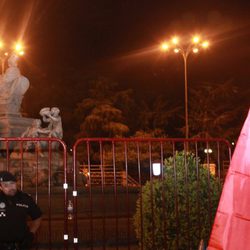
[0,137,231,250]
[72,138,231,250]
[0,138,69,250]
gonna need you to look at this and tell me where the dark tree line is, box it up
[71,76,249,144]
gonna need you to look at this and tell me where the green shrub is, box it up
[134,151,221,250]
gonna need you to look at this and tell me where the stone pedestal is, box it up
[0,114,34,149]
[0,115,34,137]
[0,151,73,187]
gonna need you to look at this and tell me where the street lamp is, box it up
[0,40,25,74]
[161,35,209,138]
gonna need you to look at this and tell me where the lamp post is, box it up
[161,36,209,138]
[0,40,25,74]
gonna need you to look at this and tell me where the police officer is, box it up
[0,171,42,250]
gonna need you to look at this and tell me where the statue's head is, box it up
[51,107,60,116]
[7,54,19,67]
[39,107,50,117]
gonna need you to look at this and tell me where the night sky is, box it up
[0,0,250,140]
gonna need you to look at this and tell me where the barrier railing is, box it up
[0,137,231,249]
[72,138,231,250]
[0,137,69,250]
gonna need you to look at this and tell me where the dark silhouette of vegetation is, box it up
[73,76,248,142]
[188,81,248,140]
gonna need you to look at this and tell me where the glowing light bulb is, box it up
[193,48,199,53]
[204,148,213,154]
[202,41,209,48]
[172,37,179,45]
[161,42,169,51]
[14,43,23,52]
[192,36,200,44]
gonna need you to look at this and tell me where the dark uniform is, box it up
[0,189,42,250]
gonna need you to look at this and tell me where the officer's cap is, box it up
[0,171,17,182]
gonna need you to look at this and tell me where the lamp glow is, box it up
[193,48,199,53]
[19,51,24,56]
[174,48,179,53]
[192,36,200,44]
[172,37,179,45]
[14,43,24,52]
[202,41,209,48]
[0,40,26,74]
[204,148,213,154]
[161,42,169,51]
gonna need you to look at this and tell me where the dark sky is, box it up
[0,0,250,130]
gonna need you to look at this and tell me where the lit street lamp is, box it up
[0,40,25,74]
[161,35,209,138]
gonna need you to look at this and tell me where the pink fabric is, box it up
[208,109,250,250]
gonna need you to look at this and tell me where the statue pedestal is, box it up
[0,115,34,149]
[0,103,23,115]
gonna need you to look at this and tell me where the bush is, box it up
[134,151,221,250]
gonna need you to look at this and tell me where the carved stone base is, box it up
[0,151,76,187]
[0,114,34,149]
[0,103,22,116]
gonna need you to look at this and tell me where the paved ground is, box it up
[34,216,138,250]
[29,186,139,250]
[32,246,139,250]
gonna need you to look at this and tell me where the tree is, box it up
[134,151,221,250]
[137,95,181,135]
[188,81,247,140]
[75,77,133,138]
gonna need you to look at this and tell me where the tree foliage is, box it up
[189,81,247,139]
[137,96,181,134]
[75,77,132,137]
[134,151,221,250]
[73,76,248,140]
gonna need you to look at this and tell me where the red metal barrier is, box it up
[0,137,232,249]
[0,137,69,250]
[72,138,231,250]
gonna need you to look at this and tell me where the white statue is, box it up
[21,119,50,153]
[40,107,63,139]
[0,53,30,114]
[21,119,50,139]
[3,54,21,82]
[20,107,63,140]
